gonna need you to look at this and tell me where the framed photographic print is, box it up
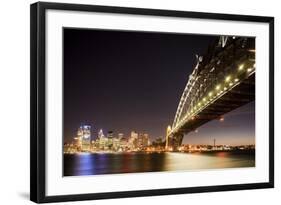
[30,2,274,203]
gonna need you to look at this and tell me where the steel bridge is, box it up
[166,36,255,151]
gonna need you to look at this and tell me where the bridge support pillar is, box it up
[166,133,184,151]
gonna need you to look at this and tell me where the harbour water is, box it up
[64,150,255,176]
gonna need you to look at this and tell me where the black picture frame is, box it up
[30,2,274,203]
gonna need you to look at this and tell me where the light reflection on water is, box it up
[64,151,255,176]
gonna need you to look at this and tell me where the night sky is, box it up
[63,28,255,145]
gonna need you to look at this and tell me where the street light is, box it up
[238,64,244,71]
[225,75,231,82]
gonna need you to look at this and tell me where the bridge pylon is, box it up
[165,131,184,152]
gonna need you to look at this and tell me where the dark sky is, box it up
[63,28,255,145]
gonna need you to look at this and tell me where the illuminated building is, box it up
[118,133,124,139]
[155,137,163,144]
[113,137,120,151]
[129,131,138,150]
[107,131,114,150]
[74,135,82,151]
[77,125,91,151]
[143,134,149,147]
[137,133,149,149]
[107,131,114,138]
[119,137,128,151]
[99,136,108,150]
[98,129,105,138]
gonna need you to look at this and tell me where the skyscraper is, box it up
[107,131,114,150]
[137,133,149,149]
[129,131,138,150]
[98,129,105,139]
[118,133,124,139]
[77,125,91,151]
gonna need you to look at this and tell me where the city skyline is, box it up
[64,123,254,155]
[64,28,255,146]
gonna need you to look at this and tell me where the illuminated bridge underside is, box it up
[169,73,255,147]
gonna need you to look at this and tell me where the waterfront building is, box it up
[98,129,105,139]
[77,125,91,151]
[74,135,82,151]
[119,137,128,151]
[64,143,76,153]
[137,133,149,149]
[113,137,120,151]
[99,136,108,150]
[107,131,114,150]
[129,131,138,150]
[118,133,124,139]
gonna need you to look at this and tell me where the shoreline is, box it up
[64,149,255,155]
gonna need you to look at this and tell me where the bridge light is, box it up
[216,85,221,90]
[224,87,227,90]
[225,75,231,82]
[203,97,206,102]
[247,68,252,72]
[208,92,213,97]
[198,102,201,106]
[229,82,233,86]
[238,64,244,71]
[235,78,239,82]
